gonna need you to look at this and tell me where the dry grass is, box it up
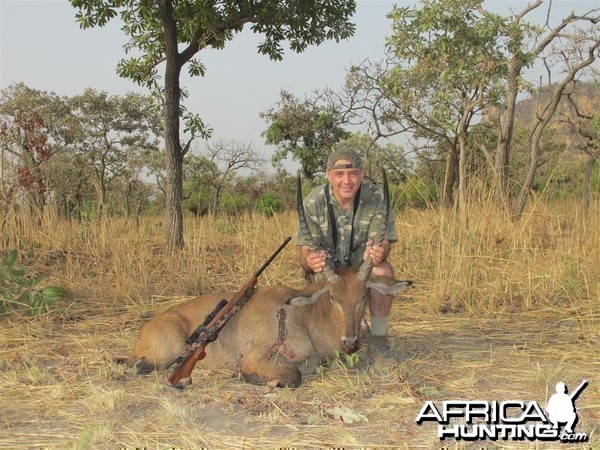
[0,202,599,449]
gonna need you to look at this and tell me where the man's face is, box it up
[326,160,365,203]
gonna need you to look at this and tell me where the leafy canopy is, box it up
[262,90,349,179]
[385,0,511,132]
[70,0,357,86]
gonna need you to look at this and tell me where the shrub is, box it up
[257,192,284,217]
[0,250,64,316]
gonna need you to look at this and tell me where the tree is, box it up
[182,152,220,216]
[45,151,94,221]
[69,89,161,221]
[323,59,409,177]
[384,0,599,219]
[0,83,72,222]
[205,140,264,214]
[468,1,599,215]
[479,1,541,208]
[262,90,350,179]
[511,11,599,218]
[113,146,158,224]
[559,83,600,215]
[385,0,509,220]
[70,0,357,249]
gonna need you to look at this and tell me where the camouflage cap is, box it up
[326,146,364,169]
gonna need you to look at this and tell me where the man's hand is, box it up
[363,239,388,266]
[305,250,328,273]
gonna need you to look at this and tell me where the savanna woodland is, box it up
[1,0,599,448]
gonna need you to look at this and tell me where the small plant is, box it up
[315,349,360,376]
[343,352,360,369]
[0,250,64,315]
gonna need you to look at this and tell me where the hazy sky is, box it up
[1,0,597,170]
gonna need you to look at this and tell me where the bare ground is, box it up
[1,294,598,449]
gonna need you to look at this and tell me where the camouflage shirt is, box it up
[296,180,397,268]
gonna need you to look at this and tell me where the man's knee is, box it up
[371,260,394,278]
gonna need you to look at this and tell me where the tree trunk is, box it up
[159,0,185,250]
[93,177,106,222]
[494,67,519,207]
[457,128,468,224]
[512,126,542,218]
[212,184,222,215]
[164,90,184,250]
[443,144,458,208]
[97,201,104,222]
[582,154,596,215]
[123,180,132,222]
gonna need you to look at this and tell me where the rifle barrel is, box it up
[253,236,291,278]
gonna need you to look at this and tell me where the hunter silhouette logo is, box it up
[416,380,589,442]
[546,380,588,435]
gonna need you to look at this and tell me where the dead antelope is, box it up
[127,175,412,387]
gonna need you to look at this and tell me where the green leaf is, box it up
[2,250,17,268]
[325,406,369,424]
[41,286,65,300]
[16,289,31,305]
[188,59,206,77]
[0,267,16,284]
[8,267,26,277]
[30,274,47,287]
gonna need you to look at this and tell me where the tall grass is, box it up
[1,199,598,317]
[1,200,598,449]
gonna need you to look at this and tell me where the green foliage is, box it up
[70,0,356,248]
[342,351,359,369]
[262,90,350,179]
[182,153,220,215]
[184,189,213,216]
[315,349,360,376]
[71,0,356,68]
[221,192,250,216]
[70,0,356,140]
[392,177,439,210]
[256,192,284,217]
[0,251,64,316]
[385,0,512,134]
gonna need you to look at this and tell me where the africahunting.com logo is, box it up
[416,380,589,443]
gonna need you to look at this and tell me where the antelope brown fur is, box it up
[128,270,411,388]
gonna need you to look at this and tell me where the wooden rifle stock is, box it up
[164,236,291,388]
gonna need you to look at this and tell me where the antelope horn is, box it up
[357,169,389,281]
[297,174,338,282]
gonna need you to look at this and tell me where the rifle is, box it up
[163,236,292,388]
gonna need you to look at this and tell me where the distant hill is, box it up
[515,81,599,150]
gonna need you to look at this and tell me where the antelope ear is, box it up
[285,285,329,306]
[367,278,413,295]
